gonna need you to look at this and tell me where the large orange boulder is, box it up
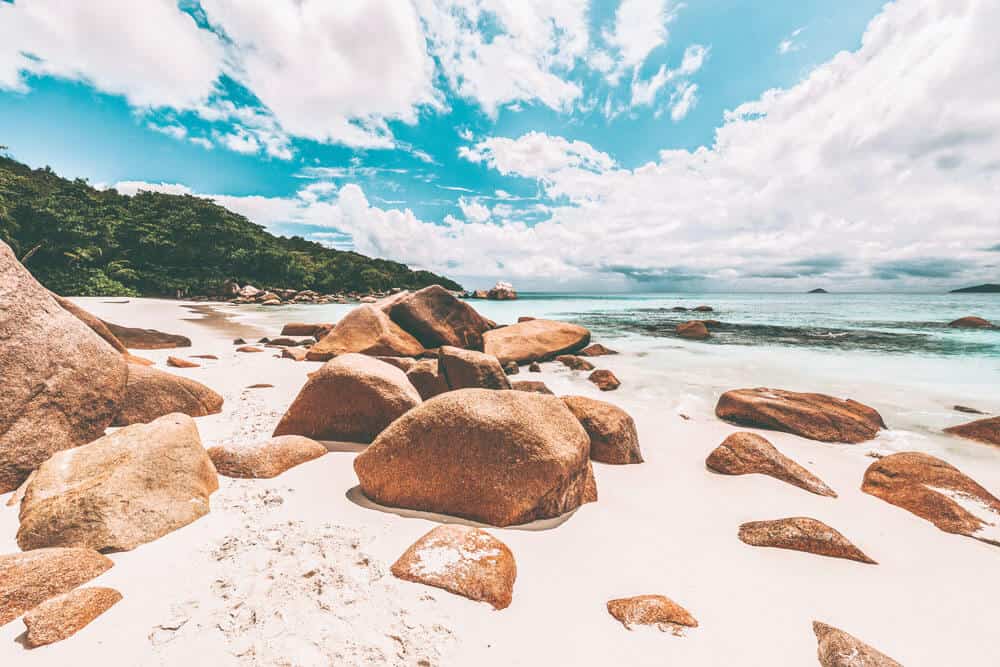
[813,622,902,667]
[23,587,122,647]
[676,320,710,340]
[438,346,510,390]
[207,435,327,478]
[715,388,885,443]
[391,525,516,610]
[0,548,113,626]
[355,389,596,526]
[102,320,191,349]
[607,595,698,635]
[387,285,493,349]
[0,241,128,493]
[17,413,219,552]
[306,305,424,361]
[862,452,1000,545]
[944,416,1000,447]
[483,318,590,364]
[738,517,876,564]
[706,432,836,497]
[273,354,421,443]
[112,364,223,426]
[561,396,642,464]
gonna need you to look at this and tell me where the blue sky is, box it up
[1,0,997,291]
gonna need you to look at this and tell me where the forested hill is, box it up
[0,153,461,297]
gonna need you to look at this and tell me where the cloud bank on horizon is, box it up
[1,0,998,291]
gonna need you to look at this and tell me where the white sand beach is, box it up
[3,297,1000,666]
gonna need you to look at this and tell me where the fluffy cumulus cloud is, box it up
[121,0,999,291]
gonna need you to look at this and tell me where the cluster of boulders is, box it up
[464,280,518,300]
[219,279,408,306]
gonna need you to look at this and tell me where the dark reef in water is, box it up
[950,284,1000,293]
[808,288,829,294]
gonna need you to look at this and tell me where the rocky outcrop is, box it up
[706,432,836,497]
[273,354,421,443]
[944,416,1000,447]
[588,369,621,391]
[738,517,876,564]
[483,318,590,364]
[51,294,127,353]
[579,343,618,357]
[486,281,518,300]
[715,388,885,443]
[405,359,449,400]
[948,316,992,328]
[0,241,128,493]
[439,346,511,390]
[388,285,493,350]
[306,305,424,361]
[17,413,219,552]
[556,355,595,371]
[0,548,113,626]
[511,380,555,395]
[281,322,332,337]
[562,396,642,465]
[861,452,1000,545]
[208,435,327,478]
[391,525,516,610]
[112,364,223,426]
[813,622,902,667]
[23,587,122,647]
[606,595,698,634]
[355,389,595,526]
[102,320,191,349]
[676,321,710,340]
[167,356,199,368]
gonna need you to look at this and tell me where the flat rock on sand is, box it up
[0,240,128,494]
[23,587,122,647]
[606,595,698,635]
[273,354,421,443]
[306,305,424,361]
[438,346,511,390]
[862,451,1000,546]
[715,388,885,443]
[738,517,876,564]
[388,285,493,349]
[562,395,643,464]
[102,320,191,349]
[944,415,1000,447]
[208,435,327,478]
[17,413,219,552]
[0,548,113,626]
[483,318,591,364]
[355,388,596,526]
[813,621,902,667]
[391,525,516,610]
[112,363,223,426]
[706,432,836,497]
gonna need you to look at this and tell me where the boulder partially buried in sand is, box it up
[102,320,191,349]
[306,305,424,361]
[387,285,493,350]
[738,517,876,564]
[715,388,885,443]
[23,587,122,647]
[861,451,1000,546]
[562,396,643,464]
[17,413,219,552]
[391,525,516,610]
[355,389,596,526]
[0,241,128,494]
[813,621,902,667]
[208,435,327,479]
[0,548,114,626]
[483,318,590,364]
[438,346,511,390]
[112,364,223,426]
[706,432,836,497]
[606,595,698,634]
[273,354,421,443]
[944,416,1000,447]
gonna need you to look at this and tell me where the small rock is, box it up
[510,381,554,395]
[232,338,246,345]
[562,396,642,464]
[606,595,697,634]
[706,432,836,497]
[23,587,122,647]
[948,316,992,328]
[282,347,309,361]
[676,321,710,340]
[528,362,541,372]
[208,436,327,478]
[236,346,264,353]
[579,343,618,357]
[281,322,331,337]
[503,361,520,375]
[190,354,219,360]
[555,355,595,371]
[944,415,1000,447]
[693,305,714,312]
[167,356,200,368]
[0,548,113,626]
[738,517,876,564]
[102,321,191,349]
[246,383,274,389]
[813,621,902,667]
[517,316,536,322]
[953,405,985,415]
[589,369,621,391]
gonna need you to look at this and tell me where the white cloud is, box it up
[0,0,224,107]
[459,131,616,180]
[415,0,590,115]
[459,197,492,223]
[778,27,805,55]
[602,0,677,84]
[112,181,195,197]
[669,81,698,120]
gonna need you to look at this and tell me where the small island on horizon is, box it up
[950,284,1000,293]
[808,288,829,294]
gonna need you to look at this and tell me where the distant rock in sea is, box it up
[950,283,1000,293]
[808,288,829,293]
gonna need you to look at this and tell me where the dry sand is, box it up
[2,297,1000,665]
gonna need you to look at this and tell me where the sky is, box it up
[1,0,998,292]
